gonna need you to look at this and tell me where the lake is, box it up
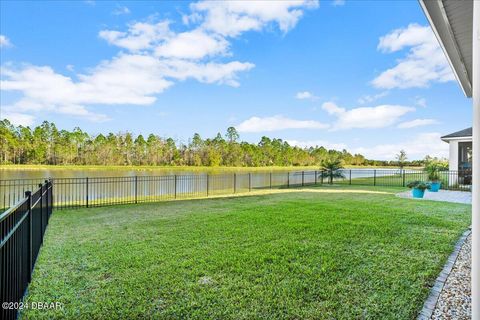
[0,167,416,210]
[0,166,407,180]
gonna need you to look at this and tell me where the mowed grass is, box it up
[23,186,471,319]
[337,172,459,189]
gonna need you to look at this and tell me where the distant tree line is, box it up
[0,120,428,167]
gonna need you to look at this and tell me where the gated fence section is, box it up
[0,180,53,320]
[0,169,472,211]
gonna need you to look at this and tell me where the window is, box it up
[458,142,472,170]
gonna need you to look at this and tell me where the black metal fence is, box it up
[0,180,53,320]
[0,169,472,211]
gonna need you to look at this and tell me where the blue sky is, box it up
[0,0,472,160]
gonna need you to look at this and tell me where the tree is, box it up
[320,156,345,184]
[225,127,239,144]
[0,120,386,168]
[395,150,408,170]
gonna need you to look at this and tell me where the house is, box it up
[420,1,478,318]
[441,127,473,173]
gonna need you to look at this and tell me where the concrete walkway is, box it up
[396,190,471,204]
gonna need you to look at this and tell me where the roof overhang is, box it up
[441,136,473,143]
[419,0,473,97]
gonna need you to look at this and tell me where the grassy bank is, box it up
[24,185,470,319]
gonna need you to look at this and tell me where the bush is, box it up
[406,181,431,191]
[424,161,447,182]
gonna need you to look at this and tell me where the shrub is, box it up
[406,181,431,191]
[424,161,447,182]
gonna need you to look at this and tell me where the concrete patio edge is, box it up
[417,228,472,320]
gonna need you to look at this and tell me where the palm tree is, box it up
[395,150,407,171]
[320,157,345,184]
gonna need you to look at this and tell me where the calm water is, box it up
[0,167,415,210]
[0,167,407,180]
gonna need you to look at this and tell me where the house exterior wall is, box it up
[449,140,459,172]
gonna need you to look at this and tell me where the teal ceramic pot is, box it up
[412,188,425,198]
[429,182,441,192]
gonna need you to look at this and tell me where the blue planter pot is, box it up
[412,188,425,198]
[429,182,441,192]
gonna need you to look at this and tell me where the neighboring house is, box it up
[441,127,472,185]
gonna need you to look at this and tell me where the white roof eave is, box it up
[419,0,473,97]
[441,136,473,142]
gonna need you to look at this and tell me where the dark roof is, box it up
[441,127,472,139]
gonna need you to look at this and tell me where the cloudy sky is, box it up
[0,0,472,160]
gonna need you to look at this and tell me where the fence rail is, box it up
[0,169,472,211]
[0,180,52,320]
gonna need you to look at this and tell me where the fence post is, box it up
[26,190,32,281]
[233,173,236,194]
[249,173,251,192]
[287,172,290,188]
[86,177,89,208]
[50,177,54,210]
[38,183,44,244]
[350,170,352,185]
[44,180,49,220]
[206,174,209,197]
[174,175,177,199]
[402,170,406,187]
[302,171,305,187]
[315,170,318,184]
[321,171,324,184]
[373,170,377,186]
[270,172,272,189]
[134,176,138,204]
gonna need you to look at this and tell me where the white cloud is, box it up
[357,91,388,104]
[160,59,254,87]
[372,23,455,89]
[188,0,319,37]
[0,35,12,48]
[397,118,439,129]
[2,2,316,123]
[154,30,229,60]
[321,101,414,130]
[1,112,35,126]
[289,132,448,160]
[414,97,427,108]
[236,115,329,132]
[377,23,432,53]
[352,132,448,160]
[286,139,347,150]
[1,54,254,116]
[332,0,345,6]
[99,21,172,52]
[295,91,318,100]
[113,6,130,15]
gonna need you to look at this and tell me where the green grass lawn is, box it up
[23,186,471,319]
